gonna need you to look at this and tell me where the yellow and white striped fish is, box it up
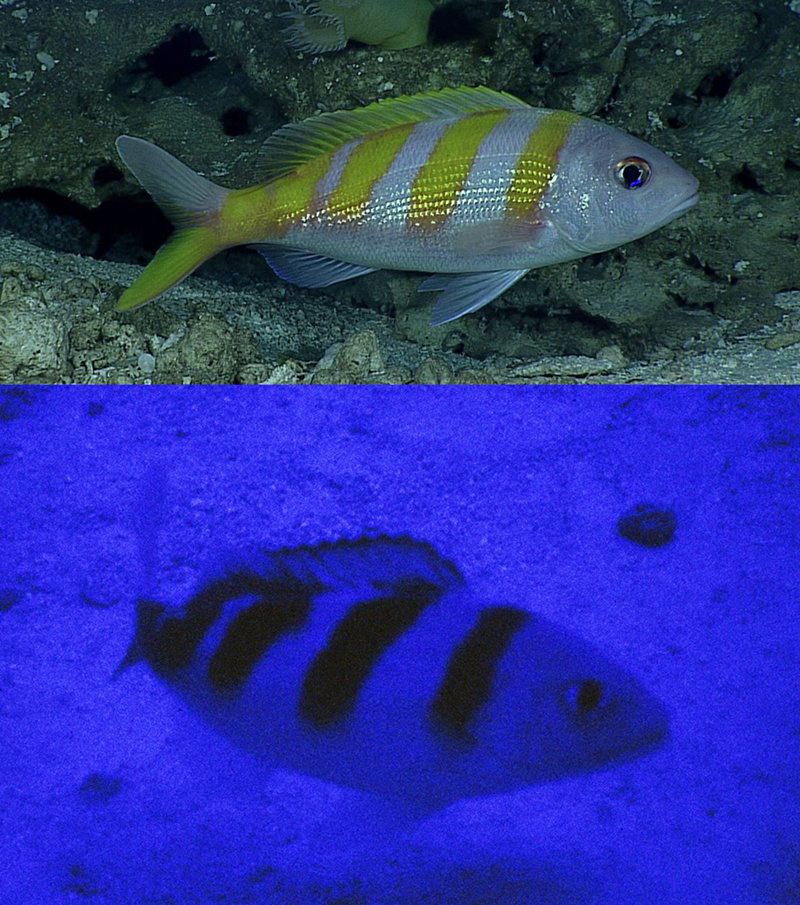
[116,535,669,810]
[115,86,698,325]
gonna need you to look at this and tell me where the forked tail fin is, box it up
[115,135,231,310]
[113,600,165,678]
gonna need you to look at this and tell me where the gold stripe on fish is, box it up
[504,110,578,221]
[325,122,417,225]
[407,109,510,233]
[264,149,337,237]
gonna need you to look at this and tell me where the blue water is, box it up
[0,386,797,904]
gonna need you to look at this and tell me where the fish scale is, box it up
[117,534,669,810]
[115,85,698,324]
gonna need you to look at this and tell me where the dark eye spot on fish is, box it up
[563,679,606,722]
[614,156,651,189]
[618,503,677,547]
[299,577,443,729]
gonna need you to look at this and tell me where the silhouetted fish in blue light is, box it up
[116,535,668,809]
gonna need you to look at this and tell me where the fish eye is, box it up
[564,679,605,720]
[614,157,651,189]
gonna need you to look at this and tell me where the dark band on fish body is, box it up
[208,571,318,690]
[145,611,212,676]
[299,577,445,729]
[146,569,318,677]
[430,605,530,744]
[145,571,261,673]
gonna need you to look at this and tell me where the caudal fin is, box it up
[113,600,165,678]
[115,135,230,310]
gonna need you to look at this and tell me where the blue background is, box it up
[0,386,797,904]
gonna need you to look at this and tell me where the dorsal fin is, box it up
[259,85,531,183]
[211,535,465,600]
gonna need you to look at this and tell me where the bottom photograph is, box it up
[0,385,796,905]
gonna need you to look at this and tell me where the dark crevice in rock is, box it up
[141,27,214,89]
[731,165,767,194]
[0,188,169,261]
[221,106,254,137]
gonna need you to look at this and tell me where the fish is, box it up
[281,0,433,53]
[116,534,669,810]
[114,85,699,325]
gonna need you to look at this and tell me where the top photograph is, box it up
[0,0,797,384]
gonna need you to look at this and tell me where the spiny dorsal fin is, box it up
[241,534,465,598]
[259,86,531,183]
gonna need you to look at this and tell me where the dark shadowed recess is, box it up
[428,0,506,53]
[0,25,280,276]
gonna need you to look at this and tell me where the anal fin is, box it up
[253,244,377,288]
[419,269,529,325]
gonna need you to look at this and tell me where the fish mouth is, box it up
[672,189,700,215]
